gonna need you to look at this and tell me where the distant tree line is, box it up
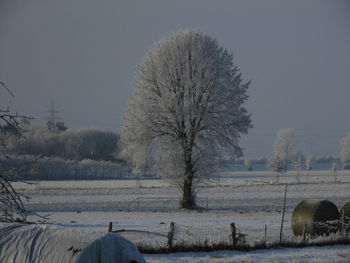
[220,155,341,172]
[266,128,350,171]
[0,154,130,180]
[4,122,120,161]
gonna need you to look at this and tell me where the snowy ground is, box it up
[144,245,350,263]
[9,170,350,262]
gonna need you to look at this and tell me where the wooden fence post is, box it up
[108,222,113,232]
[264,225,267,245]
[230,222,237,247]
[167,222,175,248]
[279,184,288,244]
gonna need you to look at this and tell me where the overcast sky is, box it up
[1,0,349,157]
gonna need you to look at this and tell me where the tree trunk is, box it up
[181,173,195,209]
[180,148,196,209]
[285,159,288,171]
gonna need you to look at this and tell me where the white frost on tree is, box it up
[305,155,314,171]
[267,156,284,172]
[244,158,253,171]
[267,156,285,183]
[120,30,252,209]
[272,128,296,170]
[7,126,119,161]
[340,133,350,169]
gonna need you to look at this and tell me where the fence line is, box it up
[106,220,350,253]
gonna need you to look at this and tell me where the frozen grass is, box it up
[138,235,350,254]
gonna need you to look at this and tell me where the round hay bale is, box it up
[292,200,340,237]
[340,202,350,232]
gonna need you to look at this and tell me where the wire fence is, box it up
[108,218,350,253]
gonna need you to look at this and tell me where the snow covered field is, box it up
[9,170,350,262]
[144,245,350,263]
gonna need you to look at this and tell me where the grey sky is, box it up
[1,0,349,157]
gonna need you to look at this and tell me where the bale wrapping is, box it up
[292,200,339,236]
[340,202,350,233]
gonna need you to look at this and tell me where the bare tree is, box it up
[0,165,28,222]
[120,30,252,209]
[0,114,28,222]
[0,81,34,222]
[273,128,296,170]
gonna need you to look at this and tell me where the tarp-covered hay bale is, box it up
[0,224,146,263]
[292,200,340,237]
[76,233,145,263]
[340,202,350,233]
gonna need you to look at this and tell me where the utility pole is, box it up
[45,99,66,131]
[45,99,61,124]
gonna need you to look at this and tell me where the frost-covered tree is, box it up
[340,133,350,169]
[267,156,284,172]
[61,128,119,160]
[244,158,253,171]
[120,30,252,209]
[273,128,296,170]
[267,156,285,183]
[305,155,314,171]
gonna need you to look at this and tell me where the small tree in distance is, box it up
[267,156,285,183]
[120,30,252,209]
[273,128,296,170]
[305,155,314,171]
[244,158,253,171]
[340,133,350,169]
